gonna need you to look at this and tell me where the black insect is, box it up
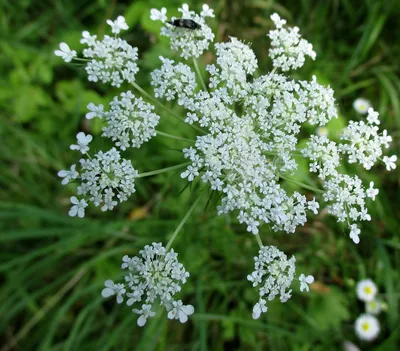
[167,18,201,30]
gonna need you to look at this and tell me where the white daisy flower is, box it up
[353,98,371,114]
[356,279,377,302]
[355,314,380,341]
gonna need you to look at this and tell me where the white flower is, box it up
[252,299,267,319]
[268,13,316,71]
[158,5,215,59]
[70,132,93,154]
[383,155,397,171]
[99,91,160,150]
[150,8,167,22]
[58,164,79,185]
[167,300,195,323]
[68,196,88,218]
[101,279,126,303]
[366,181,379,201]
[54,42,77,62]
[355,314,380,341]
[343,341,360,351]
[366,299,383,315]
[86,103,104,119]
[299,274,314,292]
[353,98,371,114]
[201,4,215,18]
[106,16,129,34]
[316,127,328,137]
[366,107,380,125]
[248,246,297,318]
[349,224,361,244]
[356,279,378,302]
[133,304,156,327]
[81,30,139,87]
[339,117,392,170]
[101,243,192,326]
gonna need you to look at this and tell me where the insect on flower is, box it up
[167,18,202,30]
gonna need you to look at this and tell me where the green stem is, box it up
[138,162,190,178]
[156,130,195,143]
[166,196,202,251]
[131,81,205,134]
[255,234,263,248]
[73,57,90,62]
[193,58,208,92]
[279,174,324,194]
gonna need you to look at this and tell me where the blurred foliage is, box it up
[0,0,399,350]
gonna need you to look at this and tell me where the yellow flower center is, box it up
[362,322,370,331]
[364,286,372,294]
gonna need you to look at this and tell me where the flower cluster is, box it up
[339,108,393,170]
[151,4,215,59]
[151,56,197,104]
[101,243,194,326]
[54,4,397,326]
[247,246,313,319]
[268,13,316,71]
[354,279,387,341]
[86,91,160,150]
[58,132,138,217]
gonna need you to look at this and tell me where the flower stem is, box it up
[255,234,263,248]
[166,196,202,251]
[193,58,208,92]
[156,130,195,143]
[279,174,324,194]
[131,81,205,134]
[138,162,190,178]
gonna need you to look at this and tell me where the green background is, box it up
[1,0,399,350]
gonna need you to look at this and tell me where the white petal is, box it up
[181,304,194,316]
[59,42,70,52]
[101,287,115,298]
[137,315,147,327]
[178,310,189,323]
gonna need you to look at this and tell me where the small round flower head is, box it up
[81,23,139,87]
[353,98,371,114]
[70,132,93,154]
[101,243,193,327]
[151,57,197,104]
[106,15,129,34]
[366,299,383,315]
[152,4,215,59]
[356,279,378,302]
[339,109,392,170]
[59,146,138,217]
[355,314,380,341]
[91,91,160,150]
[316,127,329,137]
[268,13,316,71]
[383,155,397,171]
[54,42,77,62]
[247,246,312,319]
[207,37,257,100]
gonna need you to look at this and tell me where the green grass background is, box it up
[1,0,399,350]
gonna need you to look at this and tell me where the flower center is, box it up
[362,323,370,332]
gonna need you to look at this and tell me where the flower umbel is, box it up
[101,243,194,326]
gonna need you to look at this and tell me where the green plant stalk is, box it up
[138,162,191,178]
[166,196,202,251]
